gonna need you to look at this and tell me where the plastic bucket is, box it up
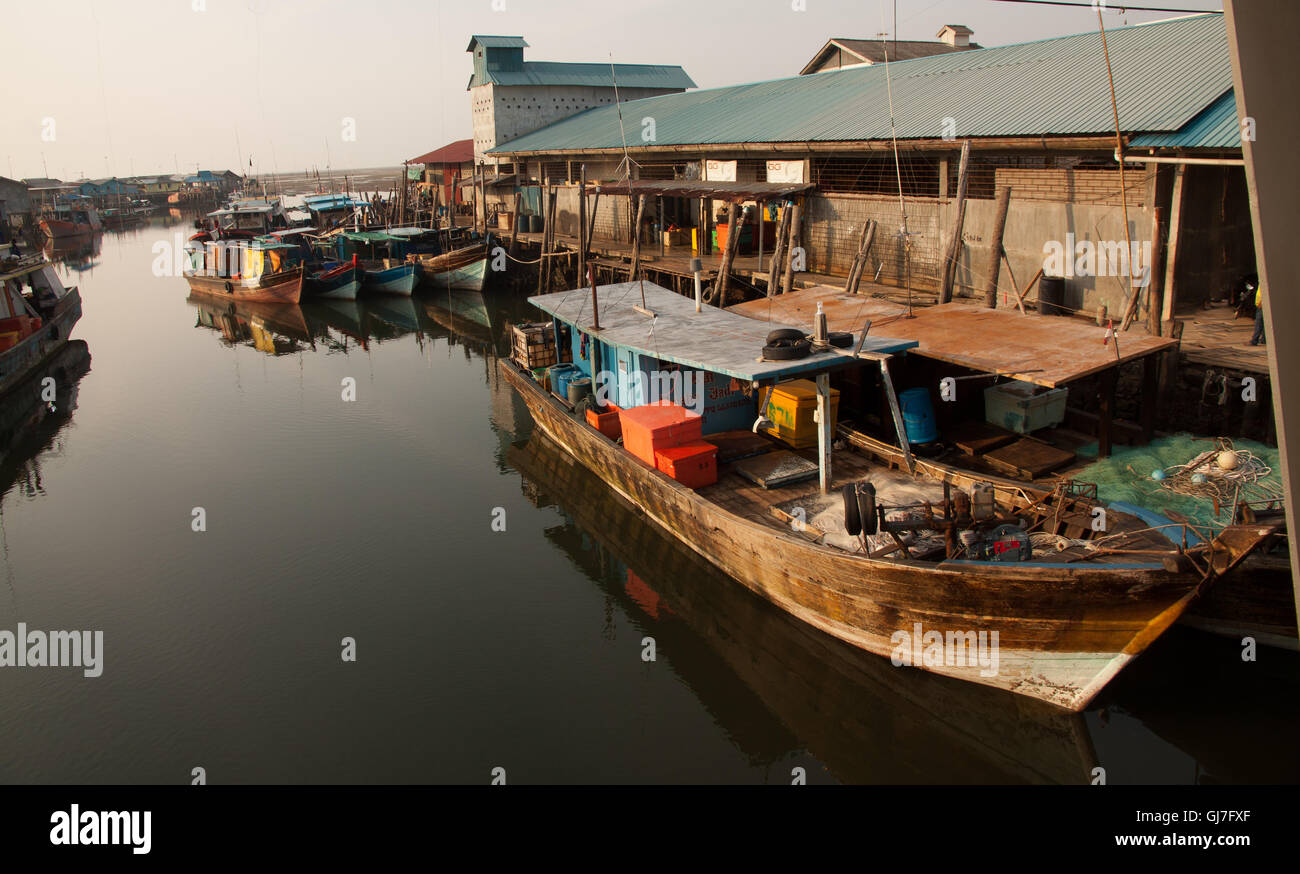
[1038,276,1067,316]
[898,387,939,444]
[567,376,593,406]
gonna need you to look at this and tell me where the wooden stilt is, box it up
[983,185,1012,308]
[939,140,971,303]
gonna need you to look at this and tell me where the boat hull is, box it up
[499,358,1207,712]
[412,242,489,292]
[184,266,304,304]
[0,288,83,398]
[40,220,95,240]
[363,263,417,295]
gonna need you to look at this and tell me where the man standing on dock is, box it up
[1248,275,1265,346]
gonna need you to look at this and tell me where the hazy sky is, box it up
[3,0,1224,181]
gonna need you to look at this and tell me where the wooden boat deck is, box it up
[697,437,1177,564]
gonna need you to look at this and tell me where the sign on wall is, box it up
[766,160,804,183]
[704,160,736,182]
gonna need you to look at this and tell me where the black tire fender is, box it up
[766,328,805,344]
[843,484,862,536]
[761,339,811,360]
[828,331,854,348]
[856,483,878,535]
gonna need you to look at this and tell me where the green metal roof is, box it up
[471,61,695,91]
[1130,89,1240,149]
[468,35,529,50]
[489,14,1230,154]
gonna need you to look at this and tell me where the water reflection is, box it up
[507,429,1100,784]
[0,340,92,503]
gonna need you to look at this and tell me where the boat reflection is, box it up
[507,430,1102,784]
[0,340,92,501]
[42,233,103,275]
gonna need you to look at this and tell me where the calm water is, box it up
[1,215,1297,785]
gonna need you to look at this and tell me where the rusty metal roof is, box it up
[489,14,1230,155]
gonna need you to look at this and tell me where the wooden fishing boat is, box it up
[409,235,490,292]
[0,254,83,397]
[332,230,421,295]
[305,259,361,301]
[39,201,102,240]
[500,281,1277,711]
[508,429,1102,783]
[183,237,305,304]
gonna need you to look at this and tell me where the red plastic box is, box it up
[586,406,622,440]
[618,402,703,466]
[654,440,718,489]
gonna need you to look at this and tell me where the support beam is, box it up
[982,185,1012,308]
[577,165,587,280]
[939,140,971,303]
[1225,0,1300,635]
[1098,368,1118,458]
[782,202,802,296]
[880,357,915,474]
[1161,164,1186,324]
[816,372,832,494]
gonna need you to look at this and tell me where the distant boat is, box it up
[183,236,305,304]
[0,252,83,397]
[40,200,102,240]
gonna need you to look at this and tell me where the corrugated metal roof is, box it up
[473,61,695,90]
[490,14,1229,155]
[468,35,529,50]
[1130,89,1240,149]
[408,139,475,165]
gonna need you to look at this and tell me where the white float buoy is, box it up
[1217,450,1240,471]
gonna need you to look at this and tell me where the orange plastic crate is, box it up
[653,440,718,489]
[617,402,702,466]
[585,407,622,440]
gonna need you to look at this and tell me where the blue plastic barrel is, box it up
[899,387,939,444]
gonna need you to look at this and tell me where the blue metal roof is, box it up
[490,14,1230,154]
[472,61,695,91]
[530,283,915,382]
[1130,89,1240,149]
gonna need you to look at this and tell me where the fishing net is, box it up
[1072,434,1284,531]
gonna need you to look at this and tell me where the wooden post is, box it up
[628,194,647,280]
[782,202,802,296]
[1098,367,1118,458]
[982,185,1012,308]
[880,357,915,474]
[715,205,740,304]
[756,200,765,273]
[1139,353,1159,444]
[816,372,832,494]
[847,219,876,295]
[471,166,479,232]
[1161,164,1186,328]
[509,190,521,256]
[537,178,550,296]
[449,169,457,229]
[1147,205,1166,336]
[767,205,791,296]
[578,165,587,282]
[940,140,971,303]
[585,188,600,264]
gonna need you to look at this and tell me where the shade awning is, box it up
[595,179,813,203]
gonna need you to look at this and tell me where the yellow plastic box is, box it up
[761,379,840,448]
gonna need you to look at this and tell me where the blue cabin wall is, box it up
[562,323,755,432]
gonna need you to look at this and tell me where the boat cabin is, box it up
[206,198,287,235]
[528,281,917,490]
[302,194,368,230]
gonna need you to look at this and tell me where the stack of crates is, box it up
[760,379,840,449]
[512,322,560,370]
[618,401,717,489]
